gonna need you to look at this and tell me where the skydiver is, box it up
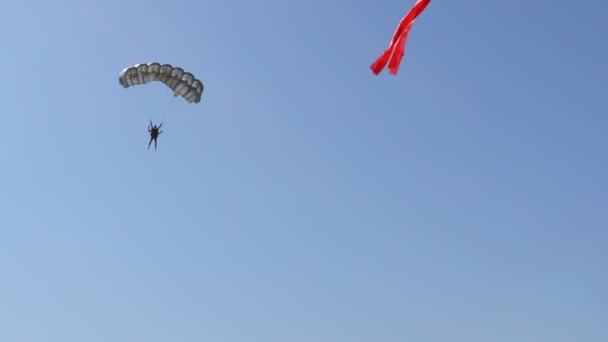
[148,121,163,150]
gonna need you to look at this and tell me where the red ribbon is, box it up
[370,0,431,75]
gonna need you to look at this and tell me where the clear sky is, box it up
[1,0,606,341]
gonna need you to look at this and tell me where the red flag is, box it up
[370,0,431,75]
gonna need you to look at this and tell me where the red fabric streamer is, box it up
[370,0,431,75]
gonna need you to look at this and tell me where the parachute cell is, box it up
[118,62,204,103]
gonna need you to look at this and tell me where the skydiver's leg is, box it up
[154,138,157,150]
[148,137,153,149]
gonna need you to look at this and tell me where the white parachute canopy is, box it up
[119,62,204,104]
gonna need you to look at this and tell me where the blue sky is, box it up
[1,0,606,341]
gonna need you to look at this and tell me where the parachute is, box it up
[118,62,204,103]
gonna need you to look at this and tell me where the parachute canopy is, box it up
[119,62,204,103]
